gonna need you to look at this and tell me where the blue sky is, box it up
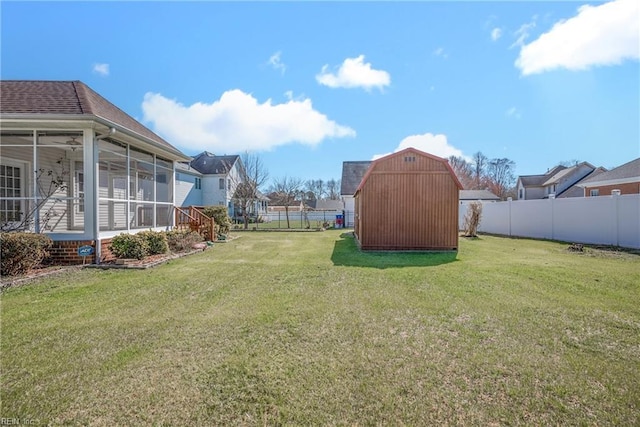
[2,1,638,184]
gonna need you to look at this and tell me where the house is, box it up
[340,161,372,226]
[576,158,640,196]
[459,189,500,203]
[0,80,193,264]
[354,148,462,251]
[183,152,242,216]
[516,162,599,200]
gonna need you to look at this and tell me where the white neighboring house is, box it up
[340,161,371,227]
[180,151,242,217]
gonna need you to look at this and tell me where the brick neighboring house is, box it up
[576,158,640,196]
[516,162,601,200]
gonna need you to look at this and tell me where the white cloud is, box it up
[93,63,109,76]
[491,28,502,41]
[268,51,286,74]
[516,0,639,75]
[373,133,469,161]
[505,107,522,119]
[511,18,537,49]
[141,90,355,153]
[433,47,449,59]
[316,55,390,91]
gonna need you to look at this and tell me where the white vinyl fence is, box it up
[459,194,640,249]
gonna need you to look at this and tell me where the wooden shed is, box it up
[354,148,462,251]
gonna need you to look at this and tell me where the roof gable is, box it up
[355,148,463,194]
[341,161,372,195]
[190,152,240,175]
[579,158,640,185]
[0,80,187,159]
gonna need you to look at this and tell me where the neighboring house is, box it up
[307,199,344,211]
[340,161,372,226]
[0,80,191,263]
[516,162,598,200]
[459,189,500,203]
[175,162,204,207]
[354,148,462,251]
[186,151,242,216]
[576,158,640,196]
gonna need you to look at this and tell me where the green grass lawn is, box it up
[1,231,639,425]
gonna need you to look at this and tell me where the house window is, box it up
[518,188,524,199]
[590,189,599,197]
[219,178,225,189]
[404,156,416,162]
[0,164,23,222]
[227,179,231,190]
[195,177,202,190]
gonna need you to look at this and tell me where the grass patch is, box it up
[1,231,639,425]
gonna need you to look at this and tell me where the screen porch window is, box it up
[0,164,22,222]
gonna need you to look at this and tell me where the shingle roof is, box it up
[579,158,640,184]
[0,80,187,159]
[459,190,500,201]
[340,161,372,195]
[190,152,240,175]
[542,162,595,186]
[519,165,568,187]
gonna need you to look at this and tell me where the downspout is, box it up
[93,128,116,263]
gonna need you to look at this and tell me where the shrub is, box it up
[138,230,169,255]
[166,230,203,252]
[202,206,232,235]
[109,233,148,260]
[0,232,53,276]
[463,201,483,237]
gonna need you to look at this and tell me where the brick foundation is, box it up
[46,238,116,265]
[47,240,97,265]
[100,238,116,263]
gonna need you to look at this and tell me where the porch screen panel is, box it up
[99,201,127,231]
[156,204,172,227]
[156,158,173,203]
[37,133,84,233]
[0,132,33,230]
[130,203,154,229]
[98,140,129,231]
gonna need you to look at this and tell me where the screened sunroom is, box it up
[0,81,191,263]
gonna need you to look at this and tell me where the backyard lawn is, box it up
[1,231,639,425]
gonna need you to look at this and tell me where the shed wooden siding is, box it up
[354,149,461,251]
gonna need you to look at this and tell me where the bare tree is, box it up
[471,152,488,190]
[269,176,303,228]
[486,158,516,200]
[305,179,327,200]
[326,179,341,200]
[232,152,269,229]
[448,156,474,190]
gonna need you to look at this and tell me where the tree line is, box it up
[448,152,517,200]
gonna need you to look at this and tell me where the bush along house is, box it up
[0,80,193,264]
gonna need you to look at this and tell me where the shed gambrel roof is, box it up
[189,152,241,175]
[355,148,463,194]
[577,158,640,186]
[341,161,372,196]
[0,80,189,160]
